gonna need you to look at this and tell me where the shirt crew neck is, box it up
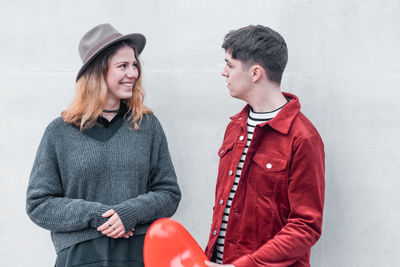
[249,99,289,114]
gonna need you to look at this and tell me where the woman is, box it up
[26,23,181,266]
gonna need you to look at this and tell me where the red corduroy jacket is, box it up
[205,93,325,267]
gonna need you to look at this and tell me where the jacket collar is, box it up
[230,92,301,135]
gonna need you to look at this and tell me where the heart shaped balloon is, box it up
[144,218,208,267]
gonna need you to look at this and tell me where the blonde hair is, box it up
[62,41,152,131]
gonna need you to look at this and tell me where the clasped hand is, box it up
[97,209,135,239]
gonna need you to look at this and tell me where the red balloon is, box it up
[144,218,208,267]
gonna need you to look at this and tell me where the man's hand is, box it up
[205,260,235,267]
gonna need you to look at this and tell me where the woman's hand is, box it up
[122,230,134,239]
[97,209,130,239]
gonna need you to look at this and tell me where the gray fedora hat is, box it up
[76,23,146,81]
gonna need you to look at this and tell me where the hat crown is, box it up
[76,23,146,81]
[78,23,122,62]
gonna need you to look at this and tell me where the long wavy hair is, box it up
[62,40,152,131]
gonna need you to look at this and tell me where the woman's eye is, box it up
[133,63,138,68]
[119,64,126,68]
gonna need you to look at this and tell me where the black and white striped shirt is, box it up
[215,105,285,264]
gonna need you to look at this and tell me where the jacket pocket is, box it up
[218,141,234,158]
[215,141,235,192]
[248,153,288,197]
[252,153,287,172]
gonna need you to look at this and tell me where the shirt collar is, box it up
[230,92,301,135]
[97,101,129,127]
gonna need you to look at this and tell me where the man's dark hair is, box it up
[222,25,288,84]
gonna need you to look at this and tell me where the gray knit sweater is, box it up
[26,114,181,253]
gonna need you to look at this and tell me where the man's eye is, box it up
[133,63,138,68]
[119,64,126,68]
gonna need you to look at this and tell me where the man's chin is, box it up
[229,91,244,100]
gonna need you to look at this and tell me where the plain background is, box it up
[1,0,399,266]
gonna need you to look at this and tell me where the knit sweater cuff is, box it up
[90,206,110,228]
[113,204,139,233]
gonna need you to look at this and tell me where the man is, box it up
[205,25,325,267]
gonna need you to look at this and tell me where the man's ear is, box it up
[250,65,264,82]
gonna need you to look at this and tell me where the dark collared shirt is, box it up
[83,102,128,142]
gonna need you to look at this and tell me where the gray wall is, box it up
[1,0,399,266]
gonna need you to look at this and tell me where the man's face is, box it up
[221,52,252,100]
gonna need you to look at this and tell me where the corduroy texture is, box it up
[26,114,181,253]
[205,93,325,266]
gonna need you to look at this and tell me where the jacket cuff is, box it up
[90,206,110,228]
[231,254,255,267]
[113,204,139,233]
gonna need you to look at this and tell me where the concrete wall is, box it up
[1,0,399,266]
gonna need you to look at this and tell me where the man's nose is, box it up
[221,66,228,77]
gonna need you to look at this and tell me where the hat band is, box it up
[84,33,122,62]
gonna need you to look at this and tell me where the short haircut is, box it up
[222,25,288,84]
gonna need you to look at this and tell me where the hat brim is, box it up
[76,33,146,81]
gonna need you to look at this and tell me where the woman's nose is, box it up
[126,66,137,78]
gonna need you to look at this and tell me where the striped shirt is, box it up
[215,104,286,264]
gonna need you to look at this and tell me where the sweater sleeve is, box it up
[232,136,325,267]
[113,116,181,232]
[26,125,110,232]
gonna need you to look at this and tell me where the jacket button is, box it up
[239,136,244,141]
[220,199,224,205]
[213,230,217,235]
[266,163,272,169]
[229,170,233,175]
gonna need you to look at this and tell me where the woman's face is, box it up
[105,45,139,102]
